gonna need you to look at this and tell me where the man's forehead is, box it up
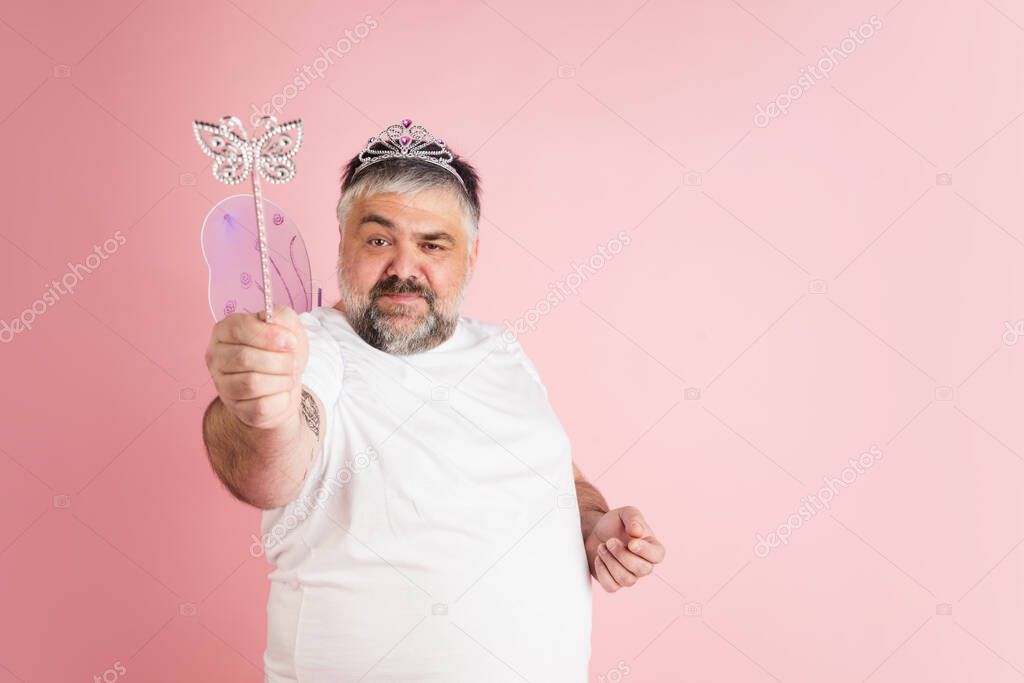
[353,190,465,234]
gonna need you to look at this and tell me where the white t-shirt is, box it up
[260,305,592,682]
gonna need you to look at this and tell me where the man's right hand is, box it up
[204,304,309,430]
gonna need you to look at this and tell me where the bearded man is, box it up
[202,119,666,682]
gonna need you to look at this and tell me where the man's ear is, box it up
[467,234,480,280]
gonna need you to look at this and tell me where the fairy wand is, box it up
[192,115,303,325]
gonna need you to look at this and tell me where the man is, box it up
[202,119,666,682]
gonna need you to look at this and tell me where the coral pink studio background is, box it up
[2,0,1024,681]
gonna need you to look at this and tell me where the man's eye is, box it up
[424,243,443,251]
[369,238,388,246]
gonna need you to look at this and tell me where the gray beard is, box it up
[337,273,466,355]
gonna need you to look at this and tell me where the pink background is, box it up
[2,0,1023,680]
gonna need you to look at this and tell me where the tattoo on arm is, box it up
[297,390,322,487]
[300,389,320,441]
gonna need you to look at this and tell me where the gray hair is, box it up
[336,147,483,258]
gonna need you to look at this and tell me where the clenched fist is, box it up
[204,304,308,430]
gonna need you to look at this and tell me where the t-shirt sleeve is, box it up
[507,335,549,400]
[299,310,344,411]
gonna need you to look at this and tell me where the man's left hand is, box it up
[584,505,666,592]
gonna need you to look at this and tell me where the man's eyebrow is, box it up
[358,214,456,245]
[415,231,456,245]
[358,213,396,229]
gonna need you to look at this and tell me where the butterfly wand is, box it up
[192,115,303,325]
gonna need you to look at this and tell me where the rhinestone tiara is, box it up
[352,118,465,187]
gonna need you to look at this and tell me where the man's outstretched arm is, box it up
[202,388,322,509]
[202,304,324,510]
[573,461,667,592]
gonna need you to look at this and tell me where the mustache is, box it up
[372,277,433,301]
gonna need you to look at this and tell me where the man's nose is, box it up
[384,241,423,283]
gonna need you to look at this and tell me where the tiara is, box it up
[353,118,465,187]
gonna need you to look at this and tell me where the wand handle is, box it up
[251,167,274,325]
